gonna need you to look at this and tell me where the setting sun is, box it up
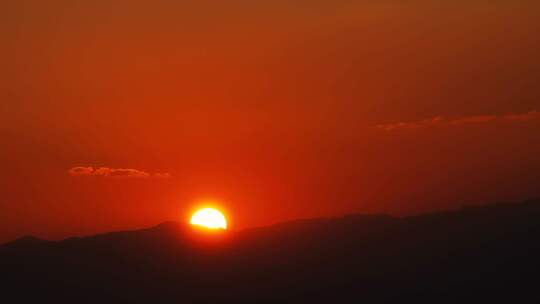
[190,208,228,230]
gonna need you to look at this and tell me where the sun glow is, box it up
[190,208,228,230]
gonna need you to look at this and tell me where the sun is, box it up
[190,208,228,230]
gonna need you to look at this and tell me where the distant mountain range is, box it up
[2,199,540,303]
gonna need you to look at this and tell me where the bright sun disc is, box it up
[190,208,227,230]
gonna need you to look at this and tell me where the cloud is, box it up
[503,111,540,121]
[375,116,443,131]
[68,167,94,176]
[376,111,539,131]
[448,115,497,125]
[153,173,172,179]
[68,166,171,179]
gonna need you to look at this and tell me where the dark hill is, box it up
[1,200,540,303]
[2,235,45,248]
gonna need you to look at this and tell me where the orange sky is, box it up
[2,1,540,242]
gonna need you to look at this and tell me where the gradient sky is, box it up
[2,0,540,242]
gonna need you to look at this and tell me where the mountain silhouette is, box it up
[2,199,540,303]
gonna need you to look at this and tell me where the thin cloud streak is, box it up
[68,166,171,179]
[376,111,539,131]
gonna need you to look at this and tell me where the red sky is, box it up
[2,1,540,242]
